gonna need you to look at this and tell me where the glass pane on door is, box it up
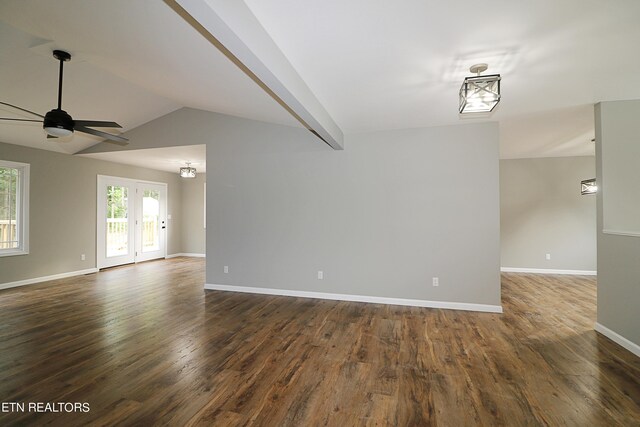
[106,185,129,257]
[142,189,160,253]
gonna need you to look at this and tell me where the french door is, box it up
[97,176,167,269]
[135,182,166,262]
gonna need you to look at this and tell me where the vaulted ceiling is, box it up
[0,0,299,154]
[244,0,640,157]
[1,0,639,159]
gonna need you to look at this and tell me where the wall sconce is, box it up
[459,63,501,114]
[581,178,597,195]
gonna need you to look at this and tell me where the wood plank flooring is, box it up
[0,257,638,426]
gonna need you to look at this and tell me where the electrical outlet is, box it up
[81,254,85,261]
[545,253,551,260]
[317,271,324,280]
[432,277,439,287]
[224,266,229,274]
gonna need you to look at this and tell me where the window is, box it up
[0,160,29,256]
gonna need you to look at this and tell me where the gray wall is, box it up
[0,141,183,284]
[81,108,502,307]
[595,101,640,347]
[500,157,596,271]
[206,123,501,305]
[180,172,206,254]
[600,102,640,235]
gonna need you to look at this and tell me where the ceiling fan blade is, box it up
[74,120,122,128]
[0,101,45,118]
[0,117,43,123]
[75,125,129,145]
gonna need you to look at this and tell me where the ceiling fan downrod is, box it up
[52,50,71,111]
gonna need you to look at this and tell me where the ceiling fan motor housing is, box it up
[43,108,74,133]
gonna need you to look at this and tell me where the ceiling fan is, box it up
[0,50,128,145]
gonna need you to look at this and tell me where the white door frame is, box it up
[97,175,168,269]
[97,176,135,269]
[135,182,167,263]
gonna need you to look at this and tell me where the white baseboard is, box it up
[602,229,640,238]
[0,268,99,291]
[595,322,640,358]
[501,267,597,276]
[166,253,206,259]
[204,283,503,313]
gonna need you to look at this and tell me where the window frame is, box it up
[0,160,30,257]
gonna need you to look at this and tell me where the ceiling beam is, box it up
[167,0,344,150]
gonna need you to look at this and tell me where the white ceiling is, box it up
[244,0,640,158]
[1,0,639,160]
[79,144,206,174]
[0,21,180,154]
[0,0,300,154]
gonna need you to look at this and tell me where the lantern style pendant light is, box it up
[581,178,597,195]
[459,63,501,114]
[179,162,196,178]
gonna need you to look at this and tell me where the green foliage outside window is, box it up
[107,185,128,219]
[0,167,18,223]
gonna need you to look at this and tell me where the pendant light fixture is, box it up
[459,63,501,114]
[581,178,597,195]
[179,162,196,178]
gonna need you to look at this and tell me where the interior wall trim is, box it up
[501,267,597,276]
[602,229,640,238]
[0,268,99,291]
[204,283,503,313]
[166,253,206,258]
[595,322,640,358]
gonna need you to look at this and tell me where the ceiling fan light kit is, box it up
[459,63,501,114]
[43,108,74,137]
[0,50,129,145]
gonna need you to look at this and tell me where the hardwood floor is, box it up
[0,258,638,426]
